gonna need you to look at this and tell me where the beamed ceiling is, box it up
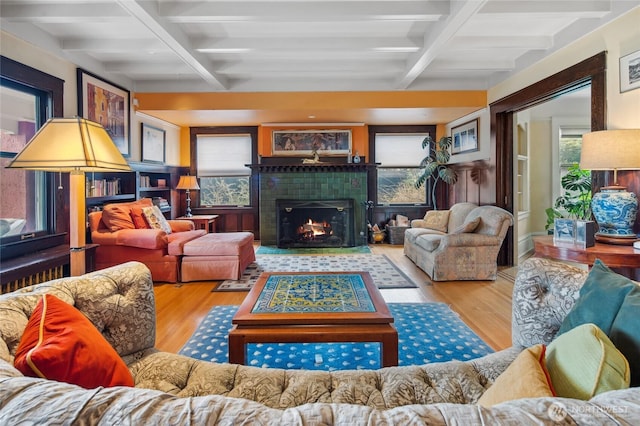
[1,1,636,126]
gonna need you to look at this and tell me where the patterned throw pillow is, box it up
[422,210,450,233]
[451,217,481,234]
[141,205,172,234]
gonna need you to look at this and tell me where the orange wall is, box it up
[181,122,449,165]
[141,91,487,166]
[137,91,486,111]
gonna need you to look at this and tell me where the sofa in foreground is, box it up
[404,203,513,281]
[0,259,639,424]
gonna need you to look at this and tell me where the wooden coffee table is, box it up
[228,271,398,367]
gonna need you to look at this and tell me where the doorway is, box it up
[512,85,591,262]
[491,52,606,266]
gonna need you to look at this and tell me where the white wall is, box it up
[489,7,640,129]
[0,32,182,166]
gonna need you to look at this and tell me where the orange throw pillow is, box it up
[14,294,134,389]
[130,206,150,229]
[101,203,135,231]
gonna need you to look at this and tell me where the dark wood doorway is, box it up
[490,52,607,266]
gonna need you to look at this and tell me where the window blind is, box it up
[374,133,429,167]
[196,134,251,176]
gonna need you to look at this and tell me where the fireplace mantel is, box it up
[249,163,376,173]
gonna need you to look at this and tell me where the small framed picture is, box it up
[575,220,595,248]
[451,119,479,155]
[141,123,165,164]
[553,218,575,243]
[620,49,640,93]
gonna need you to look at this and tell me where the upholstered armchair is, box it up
[404,204,513,281]
[88,198,205,282]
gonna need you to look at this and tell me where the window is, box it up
[551,116,590,203]
[1,57,61,256]
[192,127,257,207]
[371,126,435,205]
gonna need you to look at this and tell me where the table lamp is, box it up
[6,117,131,275]
[176,175,200,217]
[580,129,640,244]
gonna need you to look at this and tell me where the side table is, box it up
[178,214,219,233]
[532,235,640,280]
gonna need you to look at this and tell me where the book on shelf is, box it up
[86,177,121,197]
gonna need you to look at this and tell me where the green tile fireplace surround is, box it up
[259,166,368,246]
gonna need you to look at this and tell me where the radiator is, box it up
[1,265,65,294]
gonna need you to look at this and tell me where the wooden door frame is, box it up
[490,52,606,266]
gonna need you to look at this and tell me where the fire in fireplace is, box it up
[276,199,355,248]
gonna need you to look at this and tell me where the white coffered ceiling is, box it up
[1,1,636,125]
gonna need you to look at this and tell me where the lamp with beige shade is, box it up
[580,129,640,245]
[6,117,131,275]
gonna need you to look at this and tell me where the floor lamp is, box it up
[176,175,200,217]
[6,117,131,276]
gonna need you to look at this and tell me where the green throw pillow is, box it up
[546,323,630,400]
[558,259,635,336]
[610,286,640,387]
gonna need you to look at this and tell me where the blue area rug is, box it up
[179,303,494,371]
[256,245,371,255]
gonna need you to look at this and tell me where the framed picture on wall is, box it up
[141,123,166,164]
[620,49,640,93]
[77,68,130,156]
[451,119,479,155]
[272,130,351,156]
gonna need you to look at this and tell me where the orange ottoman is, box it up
[180,232,255,282]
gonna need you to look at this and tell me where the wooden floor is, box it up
[154,243,514,354]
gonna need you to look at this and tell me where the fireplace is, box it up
[276,199,355,248]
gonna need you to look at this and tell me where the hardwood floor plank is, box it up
[154,244,513,354]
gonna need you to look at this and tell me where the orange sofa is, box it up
[88,199,206,282]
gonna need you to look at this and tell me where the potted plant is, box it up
[545,164,593,232]
[415,135,458,209]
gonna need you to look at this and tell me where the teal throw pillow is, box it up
[609,285,640,386]
[557,259,635,336]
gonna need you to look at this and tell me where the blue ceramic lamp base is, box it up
[591,186,639,245]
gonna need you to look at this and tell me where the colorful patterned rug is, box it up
[215,254,417,291]
[179,303,494,370]
[256,245,371,255]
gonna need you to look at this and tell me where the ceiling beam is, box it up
[159,1,448,22]
[114,0,227,90]
[395,0,488,89]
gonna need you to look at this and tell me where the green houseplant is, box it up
[415,135,458,209]
[545,164,592,231]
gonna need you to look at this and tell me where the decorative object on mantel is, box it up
[176,175,200,218]
[580,129,640,245]
[414,134,458,209]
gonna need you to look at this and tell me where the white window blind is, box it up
[196,134,251,176]
[375,133,429,167]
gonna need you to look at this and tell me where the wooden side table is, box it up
[178,215,219,233]
[533,235,640,280]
